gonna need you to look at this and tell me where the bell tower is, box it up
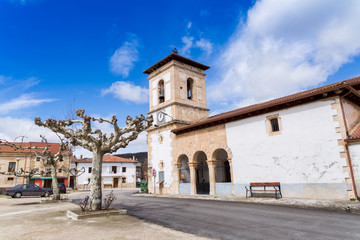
[144,53,210,126]
[144,53,210,194]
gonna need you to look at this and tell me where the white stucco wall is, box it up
[150,129,173,188]
[76,162,136,186]
[348,143,360,196]
[226,100,349,199]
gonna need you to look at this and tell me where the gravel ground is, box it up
[0,196,210,240]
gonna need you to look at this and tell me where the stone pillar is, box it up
[189,162,197,195]
[174,163,181,194]
[207,160,217,195]
[228,158,235,195]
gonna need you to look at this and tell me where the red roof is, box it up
[143,53,210,75]
[349,124,360,139]
[0,142,62,154]
[75,154,137,163]
[173,76,360,135]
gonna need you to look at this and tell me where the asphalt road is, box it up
[71,190,360,240]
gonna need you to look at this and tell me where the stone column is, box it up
[174,163,181,194]
[189,162,197,195]
[228,158,235,195]
[207,160,217,195]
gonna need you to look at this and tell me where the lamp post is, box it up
[14,158,20,186]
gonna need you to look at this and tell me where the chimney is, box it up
[80,155,83,160]
[133,156,135,161]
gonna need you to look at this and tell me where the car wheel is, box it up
[14,192,21,198]
[44,192,50,197]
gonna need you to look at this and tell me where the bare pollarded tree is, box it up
[69,166,85,190]
[0,136,71,200]
[35,109,153,210]
[0,167,41,184]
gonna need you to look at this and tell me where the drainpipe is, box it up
[339,97,358,200]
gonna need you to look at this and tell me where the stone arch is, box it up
[177,154,190,183]
[212,148,231,183]
[193,150,209,194]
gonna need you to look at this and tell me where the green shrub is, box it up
[140,181,148,192]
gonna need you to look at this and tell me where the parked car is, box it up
[5,184,52,198]
[58,183,66,194]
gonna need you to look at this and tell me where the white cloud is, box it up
[187,21,192,30]
[180,36,213,57]
[0,117,60,143]
[195,38,213,55]
[101,81,148,104]
[180,36,194,57]
[208,0,360,109]
[0,94,55,115]
[109,37,139,77]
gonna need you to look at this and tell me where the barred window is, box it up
[270,118,279,132]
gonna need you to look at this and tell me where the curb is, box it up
[67,209,127,220]
[134,193,360,215]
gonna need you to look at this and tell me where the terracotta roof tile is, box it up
[75,154,137,163]
[143,53,210,75]
[350,124,360,139]
[173,76,360,134]
[0,142,62,154]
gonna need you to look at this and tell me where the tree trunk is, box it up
[90,150,104,210]
[73,175,78,190]
[51,164,60,200]
[25,176,30,184]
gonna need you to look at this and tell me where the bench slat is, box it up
[250,182,280,187]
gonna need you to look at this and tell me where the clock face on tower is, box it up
[157,111,165,123]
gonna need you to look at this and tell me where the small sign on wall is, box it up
[180,172,185,180]
[153,169,156,177]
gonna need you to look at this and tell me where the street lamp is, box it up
[14,158,20,186]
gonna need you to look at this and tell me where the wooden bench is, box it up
[245,182,282,199]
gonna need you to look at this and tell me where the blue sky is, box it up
[1,0,360,156]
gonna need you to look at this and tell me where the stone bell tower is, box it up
[144,52,210,194]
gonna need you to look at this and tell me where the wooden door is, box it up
[113,178,119,188]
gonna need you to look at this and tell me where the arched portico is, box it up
[192,151,209,194]
[177,154,191,194]
[212,148,233,195]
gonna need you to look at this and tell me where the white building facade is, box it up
[146,53,360,200]
[73,155,137,189]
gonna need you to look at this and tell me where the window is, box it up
[122,177,126,183]
[36,157,40,161]
[266,114,282,136]
[122,167,126,173]
[8,162,16,172]
[7,177,14,181]
[270,118,279,132]
[158,80,165,103]
[58,168,62,173]
[88,167,92,173]
[112,166,117,174]
[187,78,193,100]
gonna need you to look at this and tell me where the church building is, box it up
[145,53,360,200]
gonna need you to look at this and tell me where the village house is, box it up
[0,142,71,188]
[72,155,137,189]
[145,53,360,200]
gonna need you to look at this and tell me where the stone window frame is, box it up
[265,114,282,136]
